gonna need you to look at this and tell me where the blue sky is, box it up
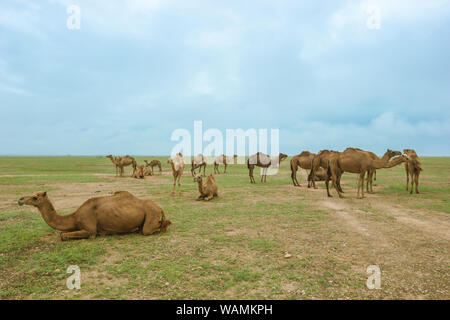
[0,0,449,156]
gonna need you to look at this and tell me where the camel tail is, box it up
[160,209,171,233]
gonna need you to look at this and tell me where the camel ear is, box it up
[42,191,47,197]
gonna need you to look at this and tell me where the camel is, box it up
[404,149,423,194]
[326,148,406,199]
[213,154,228,174]
[194,173,219,201]
[142,162,152,176]
[168,153,185,193]
[309,150,343,191]
[290,151,317,187]
[133,165,145,179]
[191,154,207,176]
[106,155,137,177]
[145,160,162,175]
[247,152,288,183]
[362,149,402,193]
[18,191,171,241]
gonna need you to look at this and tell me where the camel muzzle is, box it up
[18,198,24,206]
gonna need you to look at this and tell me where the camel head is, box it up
[403,149,417,157]
[18,191,48,207]
[193,173,203,183]
[386,149,402,158]
[279,153,288,162]
[106,155,113,159]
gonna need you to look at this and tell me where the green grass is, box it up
[0,156,448,299]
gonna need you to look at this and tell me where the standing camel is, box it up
[247,152,288,183]
[309,150,343,191]
[404,149,423,194]
[191,154,207,176]
[290,151,316,187]
[363,149,402,193]
[145,160,162,175]
[326,148,406,199]
[18,191,171,240]
[168,153,185,193]
[106,155,137,177]
[213,154,228,174]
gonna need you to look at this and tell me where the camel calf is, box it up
[194,173,219,201]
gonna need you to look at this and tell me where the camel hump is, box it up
[298,151,312,157]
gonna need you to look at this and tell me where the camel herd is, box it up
[107,148,421,199]
[17,149,422,241]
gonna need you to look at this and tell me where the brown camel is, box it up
[106,155,137,177]
[191,154,207,176]
[309,150,343,191]
[133,165,145,179]
[213,154,229,174]
[168,153,185,193]
[362,149,402,193]
[194,173,219,201]
[326,148,406,199]
[290,151,317,187]
[142,162,152,176]
[145,160,162,175]
[18,191,171,241]
[404,149,423,194]
[247,152,288,183]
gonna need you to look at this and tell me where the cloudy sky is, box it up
[1,0,449,156]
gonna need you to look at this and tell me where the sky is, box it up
[0,0,449,156]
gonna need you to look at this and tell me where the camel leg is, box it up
[224,163,227,173]
[358,171,365,199]
[204,194,214,201]
[249,165,254,183]
[291,168,299,186]
[177,174,182,194]
[172,175,176,194]
[409,174,414,194]
[203,164,206,176]
[60,230,95,241]
[196,194,206,201]
[325,177,332,197]
[405,165,409,191]
[414,174,420,194]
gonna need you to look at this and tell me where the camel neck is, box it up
[37,199,77,232]
[197,180,204,194]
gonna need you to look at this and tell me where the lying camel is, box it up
[133,165,145,179]
[168,153,185,193]
[247,152,288,183]
[191,154,207,176]
[194,173,218,201]
[145,160,162,175]
[404,149,423,194]
[18,191,171,241]
[143,163,152,176]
